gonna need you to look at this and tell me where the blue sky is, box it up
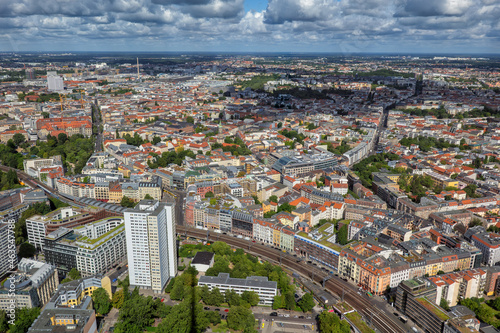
[0,0,499,54]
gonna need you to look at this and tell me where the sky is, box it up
[0,0,499,54]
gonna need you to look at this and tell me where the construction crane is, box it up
[59,94,66,112]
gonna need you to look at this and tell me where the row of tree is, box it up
[147,149,196,168]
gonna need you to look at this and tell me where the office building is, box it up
[396,278,448,333]
[198,273,277,305]
[28,276,111,333]
[124,200,177,293]
[0,259,58,310]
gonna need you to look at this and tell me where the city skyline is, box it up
[0,0,499,54]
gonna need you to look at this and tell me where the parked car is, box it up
[204,307,210,310]
[284,314,290,318]
[270,312,278,317]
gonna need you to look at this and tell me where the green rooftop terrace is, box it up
[416,297,450,321]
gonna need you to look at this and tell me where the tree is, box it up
[277,122,283,129]
[225,289,241,307]
[440,298,450,311]
[337,224,349,245]
[318,311,350,333]
[9,307,41,333]
[41,112,50,119]
[112,290,125,309]
[170,278,185,301]
[464,184,479,198]
[298,293,315,312]
[437,270,446,275]
[205,191,214,198]
[144,194,154,200]
[152,136,161,145]
[269,195,278,203]
[0,310,9,333]
[241,291,260,307]
[206,288,224,306]
[186,116,194,124]
[92,287,112,315]
[284,291,295,310]
[57,132,68,144]
[272,295,283,310]
[469,218,483,228]
[12,133,26,147]
[210,198,217,206]
[68,268,81,280]
[227,306,256,332]
[120,196,135,208]
[114,291,156,333]
[18,242,36,258]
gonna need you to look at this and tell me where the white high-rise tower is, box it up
[124,200,177,293]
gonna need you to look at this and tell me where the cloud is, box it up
[395,0,474,17]
[0,0,498,53]
[264,0,334,24]
[186,0,245,19]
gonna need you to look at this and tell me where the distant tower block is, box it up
[25,68,35,80]
[137,58,140,80]
[47,71,64,92]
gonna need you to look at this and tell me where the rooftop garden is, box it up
[416,297,450,321]
[345,311,375,333]
[77,224,124,247]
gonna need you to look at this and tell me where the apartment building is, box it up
[125,200,177,293]
[428,268,487,307]
[198,273,277,305]
[469,231,500,266]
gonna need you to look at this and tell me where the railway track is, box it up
[178,226,407,333]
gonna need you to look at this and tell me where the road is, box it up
[91,102,103,151]
[178,226,410,333]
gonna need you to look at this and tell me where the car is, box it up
[252,240,255,243]
[278,314,284,317]
[224,309,229,312]
[393,312,399,317]
[215,308,220,311]
[117,266,121,270]
[294,315,298,318]
[270,312,278,317]
[303,325,308,329]
[154,297,157,300]
[284,314,290,318]
[112,278,117,283]
[204,307,210,310]
[161,298,164,302]
[299,316,304,319]
[306,316,312,319]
